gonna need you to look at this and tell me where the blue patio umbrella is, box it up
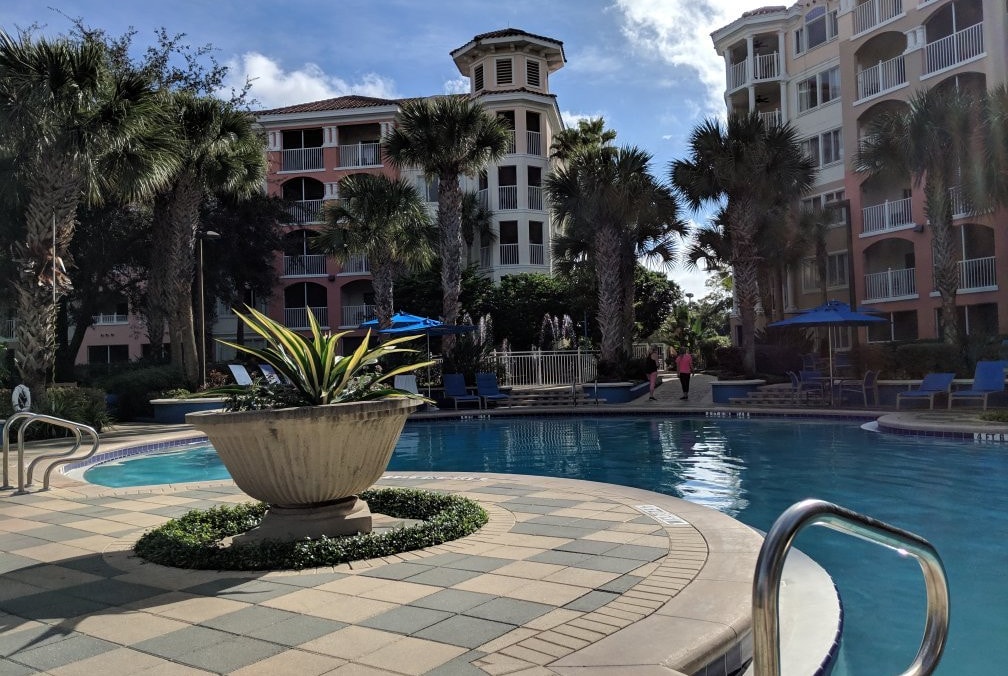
[768,300,886,388]
[358,311,431,331]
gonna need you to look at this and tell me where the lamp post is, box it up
[198,230,220,386]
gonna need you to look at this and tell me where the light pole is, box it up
[198,230,220,386]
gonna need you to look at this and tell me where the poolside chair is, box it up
[948,361,1006,410]
[393,374,420,395]
[798,369,828,400]
[896,372,955,410]
[476,372,511,408]
[442,373,481,409]
[838,370,878,407]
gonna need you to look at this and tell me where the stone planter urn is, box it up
[186,397,421,541]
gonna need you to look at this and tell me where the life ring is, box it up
[11,384,31,412]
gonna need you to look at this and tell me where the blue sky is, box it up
[4,0,769,298]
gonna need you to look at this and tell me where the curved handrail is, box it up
[2,413,100,494]
[753,499,949,676]
[2,412,36,491]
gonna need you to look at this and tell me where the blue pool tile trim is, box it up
[62,435,209,473]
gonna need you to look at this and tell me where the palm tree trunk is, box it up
[371,264,396,331]
[734,252,761,377]
[594,226,624,365]
[437,171,464,352]
[926,182,960,345]
[619,245,636,358]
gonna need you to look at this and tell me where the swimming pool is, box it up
[83,416,1005,674]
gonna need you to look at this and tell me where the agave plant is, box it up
[217,306,433,407]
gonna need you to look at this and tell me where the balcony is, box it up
[529,243,544,266]
[727,53,780,90]
[852,0,903,37]
[505,130,516,154]
[341,303,374,328]
[959,256,996,291]
[282,254,327,277]
[861,196,913,235]
[1,318,16,340]
[924,22,983,76]
[855,55,906,102]
[338,142,381,168]
[91,313,129,325]
[864,267,916,301]
[729,60,746,90]
[284,306,329,330]
[340,253,369,275]
[758,109,781,126]
[284,199,324,225]
[498,185,518,210]
[499,243,519,265]
[527,131,542,156]
[281,147,323,172]
[480,246,492,268]
[528,186,543,211]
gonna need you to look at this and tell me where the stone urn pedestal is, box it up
[186,398,421,542]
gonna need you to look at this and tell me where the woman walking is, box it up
[674,347,693,400]
[646,346,660,400]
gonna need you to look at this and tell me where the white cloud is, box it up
[443,76,469,94]
[559,109,606,129]
[614,0,750,116]
[223,52,400,109]
[567,45,624,76]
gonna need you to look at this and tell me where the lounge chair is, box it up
[948,361,1006,410]
[476,372,511,408]
[838,370,879,407]
[442,373,481,409]
[896,372,955,410]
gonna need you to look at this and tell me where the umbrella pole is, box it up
[828,327,834,406]
[426,333,432,398]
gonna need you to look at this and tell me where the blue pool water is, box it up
[84,416,1007,674]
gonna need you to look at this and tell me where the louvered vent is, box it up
[496,58,513,85]
[474,64,484,91]
[526,60,541,87]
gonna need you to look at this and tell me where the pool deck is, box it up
[1,375,1002,675]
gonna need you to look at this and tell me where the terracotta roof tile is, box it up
[470,28,563,46]
[258,95,399,115]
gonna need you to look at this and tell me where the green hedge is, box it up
[133,487,488,570]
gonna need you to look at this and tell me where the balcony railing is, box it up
[853,0,903,36]
[498,185,518,210]
[505,130,516,154]
[0,319,14,340]
[864,267,916,301]
[529,243,545,266]
[480,246,492,268]
[499,243,519,265]
[924,22,983,75]
[91,313,129,325]
[338,142,381,168]
[282,254,327,277]
[729,60,746,90]
[753,52,779,80]
[281,147,324,172]
[476,188,489,209]
[758,109,781,127]
[527,131,542,156]
[862,196,913,235]
[340,253,369,275]
[959,256,996,291]
[341,303,375,328]
[856,54,906,101]
[528,185,543,211]
[284,199,324,225]
[284,306,329,330]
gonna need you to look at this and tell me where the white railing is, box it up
[493,349,600,387]
[959,256,996,291]
[284,306,329,329]
[91,313,129,325]
[856,54,906,101]
[759,109,781,126]
[527,130,542,156]
[949,185,971,219]
[338,142,381,168]
[505,130,516,154]
[476,188,489,209]
[529,243,545,265]
[924,22,983,75]
[284,199,324,225]
[864,267,916,301]
[862,196,913,234]
[853,0,903,36]
[528,185,543,211]
[281,147,323,172]
[340,253,369,275]
[729,60,746,89]
[499,243,519,265]
[0,319,14,340]
[340,304,374,328]
[498,185,518,210]
[753,52,779,80]
[480,246,492,268]
[283,254,327,277]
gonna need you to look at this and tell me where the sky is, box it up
[3,0,773,299]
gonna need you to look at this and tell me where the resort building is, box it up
[712,0,1008,345]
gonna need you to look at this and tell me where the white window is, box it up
[526,59,541,88]
[797,66,840,113]
[795,7,838,55]
[801,251,849,291]
[496,58,513,86]
[801,129,843,168]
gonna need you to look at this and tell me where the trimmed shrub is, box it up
[894,342,961,378]
[94,366,186,420]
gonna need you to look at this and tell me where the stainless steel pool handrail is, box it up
[752,498,949,676]
[1,413,100,494]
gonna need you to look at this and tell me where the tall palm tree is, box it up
[548,144,685,366]
[672,113,816,376]
[460,190,495,255]
[0,30,176,393]
[549,117,617,161]
[316,174,436,330]
[383,96,509,347]
[857,87,977,346]
[147,92,264,386]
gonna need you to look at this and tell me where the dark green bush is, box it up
[133,487,489,570]
[94,365,186,420]
[894,342,961,378]
[1,386,110,439]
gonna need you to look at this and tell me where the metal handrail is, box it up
[752,499,949,675]
[1,413,100,494]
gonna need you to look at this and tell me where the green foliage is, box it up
[0,343,9,387]
[441,314,500,384]
[219,306,433,407]
[894,342,962,378]
[392,264,495,329]
[0,387,110,438]
[634,268,681,340]
[133,488,489,570]
[490,273,575,349]
[220,379,305,412]
[94,365,187,420]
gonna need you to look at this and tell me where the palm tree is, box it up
[548,144,685,366]
[857,87,977,346]
[147,91,264,386]
[0,30,176,393]
[549,117,617,161]
[672,113,816,376]
[383,96,509,347]
[460,190,495,255]
[316,174,436,330]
